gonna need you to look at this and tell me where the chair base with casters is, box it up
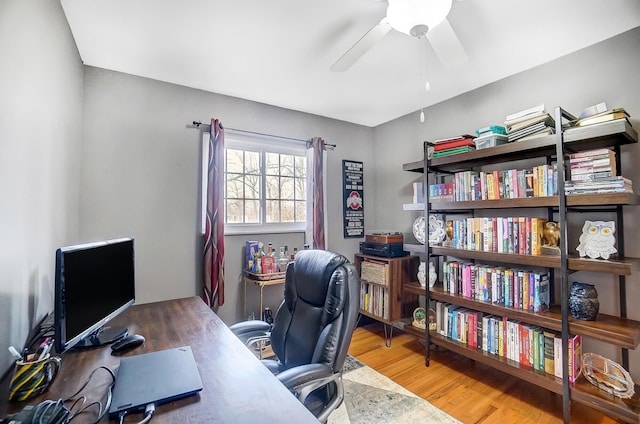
[229,249,360,423]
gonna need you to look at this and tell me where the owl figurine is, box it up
[576,220,617,260]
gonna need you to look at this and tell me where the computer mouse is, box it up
[111,334,145,353]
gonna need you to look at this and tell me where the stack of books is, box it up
[573,107,630,127]
[565,176,633,195]
[504,103,555,142]
[432,134,475,158]
[569,148,617,181]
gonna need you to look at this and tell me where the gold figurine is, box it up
[540,221,561,256]
[542,221,560,247]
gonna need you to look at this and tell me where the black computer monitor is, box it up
[54,237,136,353]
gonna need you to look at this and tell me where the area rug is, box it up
[328,356,461,424]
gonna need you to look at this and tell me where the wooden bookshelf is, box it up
[354,253,420,324]
[402,107,640,423]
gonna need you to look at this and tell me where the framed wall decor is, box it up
[342,160,364,238]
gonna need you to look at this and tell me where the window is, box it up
[206,130,306,234]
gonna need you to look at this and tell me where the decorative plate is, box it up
[428,215,446,244]
[583,353,635,398]
[413,216,426,244]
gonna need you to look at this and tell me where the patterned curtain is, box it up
[306,137,326,249]
[204,118,225,307]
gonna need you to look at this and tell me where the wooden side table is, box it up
[243,271,286,318]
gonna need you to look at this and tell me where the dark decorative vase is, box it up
[569,282,599,321]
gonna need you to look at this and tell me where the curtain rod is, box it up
[191,121,336,148]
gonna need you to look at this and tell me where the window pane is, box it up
[226,149,244,173]
[280,177,294,200]
[266,175,279,199]
[226,199,244,223]
[226,174,244,199]
[245,200,259,223]
[266,200,280,222]
[265,153,279,176]
[281,200,295,222]
[295,201,306,222]
[222,141,307,229]
[245,175,259,199]
[245,151,260,175]
[294,177,305,199]
[281,155,294,177]
[295,156,306,178]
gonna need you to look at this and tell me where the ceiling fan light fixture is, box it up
[386,0,453,37]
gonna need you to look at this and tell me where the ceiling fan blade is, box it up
[331,19,392,72]
[426,18,468,69]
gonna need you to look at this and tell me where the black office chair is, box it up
[230,249,360,423]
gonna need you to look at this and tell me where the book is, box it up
[569,151,615,164]
[433,134,475,144]
[574,108,630,127]
[568,334,582,383]
[554,334,563,378]
[577,102,608,119]
[569,148,614,159]
[570,172,615,182]
[508,122,550,142]
[516,128,554,142]
[507,113,555,133]
[412,182,424,203]
[543,330,556,375]
[566,187,633,195]
[505,103,546,123]
[533,273,549,313]
[432,146,475,158]
[553,334,582,382]
[433,138,475,151]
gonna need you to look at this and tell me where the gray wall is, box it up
[0,0,84,376]
[371,27,640,381]
[81,67,375,324]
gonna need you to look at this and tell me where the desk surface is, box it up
[1,297,318,423]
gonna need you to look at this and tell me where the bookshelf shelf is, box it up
[430,332,640,423]
[402,322,425,339]
[404,244,639,276]
[402,106,640,423]
[430,288,640,349]
[402,202,425,211]
[429,192,640,211]
[403,281,425,297]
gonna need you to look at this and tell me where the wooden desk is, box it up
[1,297,318,423]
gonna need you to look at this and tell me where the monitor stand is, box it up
[74,326,128,348]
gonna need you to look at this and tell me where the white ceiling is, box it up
[61,0,640,128]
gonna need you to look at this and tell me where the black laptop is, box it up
[108,346,203,418]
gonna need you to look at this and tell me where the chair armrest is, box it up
[276,363,333,390]
[228,319,271,335]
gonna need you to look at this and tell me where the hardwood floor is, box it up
[348,323,620,424]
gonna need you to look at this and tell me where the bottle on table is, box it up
[278,246,288,272]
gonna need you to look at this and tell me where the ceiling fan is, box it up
[331,0,468,72]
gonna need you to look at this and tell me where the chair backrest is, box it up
[270,249,359,373]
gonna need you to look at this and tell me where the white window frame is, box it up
[213,130,307,235]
